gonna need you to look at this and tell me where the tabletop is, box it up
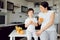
[9,30,27,37]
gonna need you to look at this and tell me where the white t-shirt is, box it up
[25,17,37,32]
[38,10,56,31]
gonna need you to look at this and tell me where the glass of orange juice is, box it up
[39,18,44,23]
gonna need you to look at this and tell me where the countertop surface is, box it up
[0,24,23,27]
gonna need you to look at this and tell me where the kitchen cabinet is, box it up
[0,26,15,40]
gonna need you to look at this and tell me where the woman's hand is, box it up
[36,30,43,36]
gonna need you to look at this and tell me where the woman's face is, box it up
[39,5,47,12]
[28,11,34,17]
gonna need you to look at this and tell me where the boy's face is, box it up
[28,11,34,17]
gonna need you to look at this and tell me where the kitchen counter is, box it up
[0,25,16,40]
[0,22,24,27]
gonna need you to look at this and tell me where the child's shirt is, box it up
[25,17,37,32]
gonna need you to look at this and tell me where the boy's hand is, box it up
[25,21,33,28]
[29,20,37,26]
[29,20,33,24]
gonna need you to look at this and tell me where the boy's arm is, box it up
[25,23,30,28]
[25,21,32,28]
[32,22,38,26]
[32,19,38,26]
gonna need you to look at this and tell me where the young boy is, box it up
[25,8,38,40]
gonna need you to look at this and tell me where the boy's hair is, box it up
[27,8,34,14]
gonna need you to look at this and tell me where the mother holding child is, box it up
[25,1,57,40]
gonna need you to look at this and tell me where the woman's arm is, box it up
[40,12,55,32]
[36,12,55,36]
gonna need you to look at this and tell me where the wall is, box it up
[7,0,27,12]
[7,0,28,23]
[7,0,40,23]
[9,12,27,23]
[58,0,60,23]
[7,0,60,24]
[25,2,39,19]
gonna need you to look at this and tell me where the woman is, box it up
[36,1,57,40]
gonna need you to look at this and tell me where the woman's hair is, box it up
[40,1,51,10]
[27,8,34,14]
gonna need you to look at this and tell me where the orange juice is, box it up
[15,26,20,33]
[39,18,44,23]
[19,30,24,34]
[15,26,24,34]
[19,27,22,31]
